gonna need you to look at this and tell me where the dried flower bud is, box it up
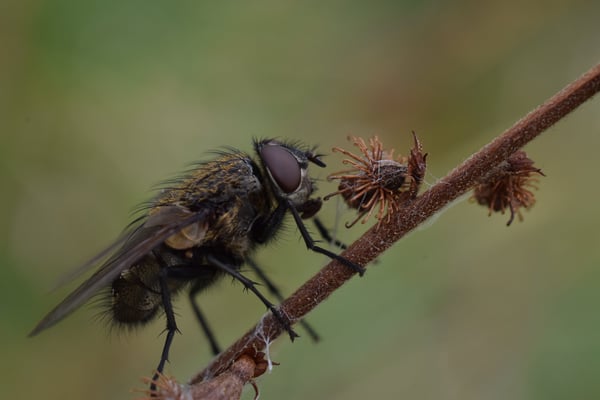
[325,133,427,229]
[472,150,544,226]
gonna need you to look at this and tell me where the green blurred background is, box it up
[2,1,600,399]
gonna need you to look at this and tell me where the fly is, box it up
[29,138,365,388]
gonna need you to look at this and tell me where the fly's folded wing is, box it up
[29,206,211,336]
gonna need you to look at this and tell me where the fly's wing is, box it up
[29,205,210,336]
[49,215,147,291]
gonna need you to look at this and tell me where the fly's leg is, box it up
[246,257,319,342]
[206,254,299,342]
[313,217,347,250]
[287,200,366,276]
[189,281,221,355]
[314,217,380,266]
[150,252,180,393]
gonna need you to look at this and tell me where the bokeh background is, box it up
[2,1,600,399]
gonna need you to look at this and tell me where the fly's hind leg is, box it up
[150,252,180,393]
[189,281,221,355]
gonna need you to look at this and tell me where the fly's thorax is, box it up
[212,191,276,258]
[148,151,270,256]
[154,152,262,209]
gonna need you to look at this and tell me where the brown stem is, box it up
[190,62,600,387]
[145,355,259,400]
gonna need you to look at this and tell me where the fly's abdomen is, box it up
[109,251,193,325]
[111,263,163,324]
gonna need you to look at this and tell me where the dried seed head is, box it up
[472,150,544,226]
[325,133,427,229]
[138,372,184,400]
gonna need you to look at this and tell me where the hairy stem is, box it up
[190,61,600,387]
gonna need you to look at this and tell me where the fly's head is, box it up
[255,139,325,218]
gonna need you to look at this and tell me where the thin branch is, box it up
[189,62,600,387]
[143,355,259,400]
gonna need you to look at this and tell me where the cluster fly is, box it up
[30,139,364,388]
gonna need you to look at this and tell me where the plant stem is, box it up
[190,61,600,387]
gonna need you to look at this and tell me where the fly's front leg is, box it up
[287,200,366,276]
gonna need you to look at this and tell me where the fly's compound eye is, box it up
[260,144,302,193]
